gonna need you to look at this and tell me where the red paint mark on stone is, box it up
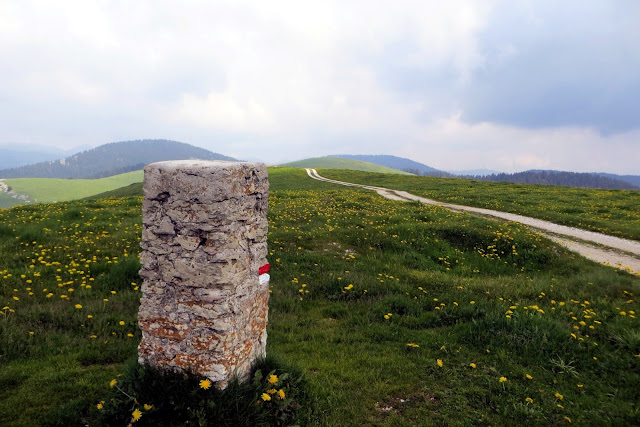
[259,263,270,275]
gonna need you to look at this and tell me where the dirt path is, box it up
[306,168,640,275]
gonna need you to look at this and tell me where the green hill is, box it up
[279,157,411,174]
[4,170,144,203]
[327,154,444,175]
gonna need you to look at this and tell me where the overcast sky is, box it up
[1,0,638,173]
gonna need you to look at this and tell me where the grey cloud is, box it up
[460,1,640,134]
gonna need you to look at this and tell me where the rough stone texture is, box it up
[138,160,269,388]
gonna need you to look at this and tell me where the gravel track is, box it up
[306,168,640,275]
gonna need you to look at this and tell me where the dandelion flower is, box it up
[525,397,533,404]
[469,363,477,369]
[437,359,443,368]
[555,392,564,400]
[109,379,117,388]
[267,388,277,394]
[268,374,279,384]
[96,402,104,409]
[277,389,285,399]
[261,393,271,401]
[119,321,125,326]
[199,379,212,390]
[75,304,82,309]
[525,374,533,380]
[143,404,153,411]
[563,416,572,423]
[132,409,142,422]
[499,377,507,383]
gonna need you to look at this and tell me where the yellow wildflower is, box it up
[199,379,212,390]
[525,397,533,404]
[132,409,142,422]
[268,374,279,384]
[144,404,153,410]
[469,363,477,369]
[499,377,507,383]
[261,393,271,401]
[437,359,443,368]
[277,389,285,399]
[109,379,117,388]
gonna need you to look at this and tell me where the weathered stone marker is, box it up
[138,160,269,388]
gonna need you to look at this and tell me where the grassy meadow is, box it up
[4,170,144,204]
[1,167,639,425]
[319,169,640,242]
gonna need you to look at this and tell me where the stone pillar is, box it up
[137,160,269,388]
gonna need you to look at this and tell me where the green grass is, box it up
[279,157,412,175]
[4,170,144,203]
[1,168,639,425]
[319,169,640,242]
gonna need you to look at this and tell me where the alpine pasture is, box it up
[0,168,639,425]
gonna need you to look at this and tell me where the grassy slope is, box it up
[0,192,23,209]
[5,170,144,203]
[84,182,144,200]
[320,169,640,242]
[1,168,639,425]
[279,157,412,175]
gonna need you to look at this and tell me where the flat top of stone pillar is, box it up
[146,160,265,174]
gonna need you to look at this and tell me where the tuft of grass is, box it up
[93,356,312,426]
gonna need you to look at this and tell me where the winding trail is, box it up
[306,168,640,275]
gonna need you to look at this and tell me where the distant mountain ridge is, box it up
[0,146,68,170]
[448,169,501,177]
[468,170,638,190]
[321,155,638,190]
[595,173,640,188]
[0,139,236,179]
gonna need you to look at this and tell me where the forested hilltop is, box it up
[0,139,236,179]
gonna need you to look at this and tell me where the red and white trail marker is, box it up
[259,263,270,286]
